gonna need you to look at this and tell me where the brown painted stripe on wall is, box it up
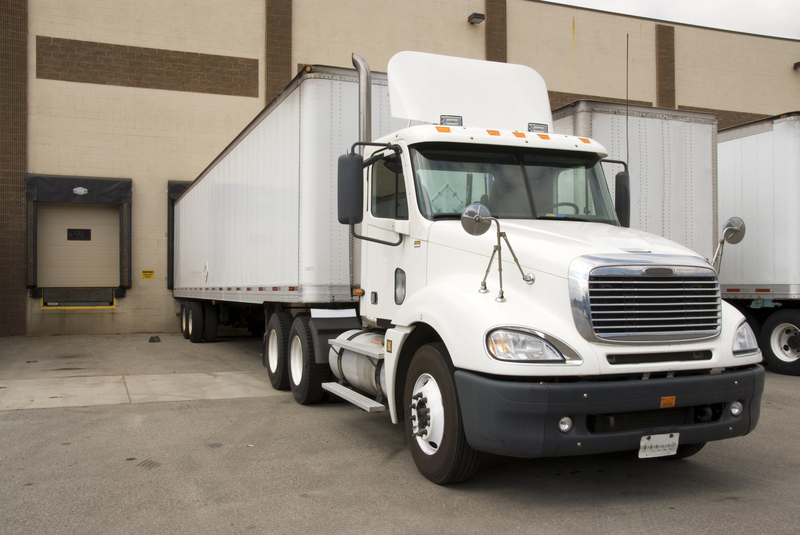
[266,0,292,104]
[36,36,259,97]
[655,24,675,108]
[485,0,507,62]
[0,0,28,336]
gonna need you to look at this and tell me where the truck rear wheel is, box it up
[180,303,189,339]
[760,310,800,375]
[288,316,327,404]
[264,312,293,390]
[404,343,479,485]
[187,301,204,343]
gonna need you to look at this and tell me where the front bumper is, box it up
[455,365,764,458]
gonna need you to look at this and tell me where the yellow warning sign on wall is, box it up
[142,270,155,279]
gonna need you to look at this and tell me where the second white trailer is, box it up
[553,100,718,260]
[717,112,800,375]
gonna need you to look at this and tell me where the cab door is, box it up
[360,152,420,322]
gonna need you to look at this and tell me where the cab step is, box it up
[322,382,386,412]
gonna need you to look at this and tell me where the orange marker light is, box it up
[579,138,591,144]
[436,126,451,133]
[538,134,550,140]
[513,132,526,138]
[353,289,365,296]
[487,130,500,136]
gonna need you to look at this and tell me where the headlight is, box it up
[487,329,565,362]
[732,320,759,357]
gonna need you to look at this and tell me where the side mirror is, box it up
[338,152,364,225]
[615,171,630,228]
[722,217,746,244]
[461,203,493,236]
[712,217,746,273]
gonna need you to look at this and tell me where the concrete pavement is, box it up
[1,333,799,534]
[0,332,275,410]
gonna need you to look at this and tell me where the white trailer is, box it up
[174,52,764,484]
[553,100,718,260]
[717,112,800,375]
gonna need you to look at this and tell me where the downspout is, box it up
[352,54,372,153]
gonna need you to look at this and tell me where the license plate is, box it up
[639,433,679,458]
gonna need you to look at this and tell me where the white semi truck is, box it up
[717,112,800,376]
[173,52,764,484]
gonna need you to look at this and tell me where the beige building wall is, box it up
[674,25,800,115]
[13,0,800,336]
[507,1,800,121]
[292,0,487,73]
[508,1,657,105]
[26,0,267,334]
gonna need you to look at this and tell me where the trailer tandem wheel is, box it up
[203,302,218,342]
[187,301,204,344]
[180,302,189,339]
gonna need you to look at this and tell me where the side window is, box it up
[371,156,407,220]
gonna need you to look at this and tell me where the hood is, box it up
[428,219,707,278]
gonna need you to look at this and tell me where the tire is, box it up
[203,302,218,343]
[180,302,189,339]
[759,310,800,375]
[187,301,204,344]
[661,442,706,460]
[264,312,293,391]
[287,315,327,405]
[403,343,479,485]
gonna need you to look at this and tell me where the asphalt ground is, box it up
[1,332,798,534]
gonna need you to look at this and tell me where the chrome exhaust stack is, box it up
[352,54,372,152]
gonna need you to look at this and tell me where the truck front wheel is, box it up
[760,310,800,375]
[288,316,327,404]
[404,343,479,485]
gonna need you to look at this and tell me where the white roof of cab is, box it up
[377,125,608,159]
[387,51,553,133]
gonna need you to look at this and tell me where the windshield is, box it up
[410,143,618,224]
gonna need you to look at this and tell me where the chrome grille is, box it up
[588,274,721,340]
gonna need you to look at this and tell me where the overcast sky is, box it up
[540,0,800,40]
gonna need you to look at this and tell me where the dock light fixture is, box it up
[468,13,485,24]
